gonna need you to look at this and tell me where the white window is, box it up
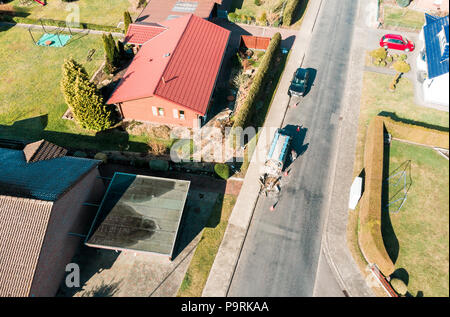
[173,109,179,118]
[158,108,164,116]
[152,106,157,116]
[179,110,185,120]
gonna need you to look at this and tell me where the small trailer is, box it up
[259,128,296,197]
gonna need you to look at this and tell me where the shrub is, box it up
[73,151,87,158]
[400,54,407,61]
[390,278,408,295]
[149,159,169,171]
[358,117,396,276]
[393,60,411,74]
[214,163,230,180]
[258,12,268,25]
[254,0,261,5]
[123,11,132,33]
[94,152,108,163]
[232,32,281,128]
[283,0,301,26]
[386,55,393,63]
[396,0,411,7]
[61,58,114,131]
[148,139,168,155]
[370,47,387,61]
[380,61,386,67]
[228,12,237,23]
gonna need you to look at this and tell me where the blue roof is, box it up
[0,148,99,201]
[423,14,449,79]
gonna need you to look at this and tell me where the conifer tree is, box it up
[124,11,132,33]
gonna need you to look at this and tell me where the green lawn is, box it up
[0,25,148,152]
[383,5,425,31]
[1,0,141,26]
[384,140,449,297]
[177,194,237,297]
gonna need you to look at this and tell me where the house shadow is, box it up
[56,245,121,297]
[0,114,149,153]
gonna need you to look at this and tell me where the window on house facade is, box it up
[179,110,185,120]
[173,109,179,118]
[158,108,164,116]
[152,106,157,116]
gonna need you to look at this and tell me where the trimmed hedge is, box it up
[358,116,395,276]
[283,0,301,26]
[381,116,449,149]
[149,159,169,171]
[232,32,282,129]
[0,14,122,33]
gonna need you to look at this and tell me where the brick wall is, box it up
[28,166,106,297]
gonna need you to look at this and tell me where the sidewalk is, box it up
[202,0,324,297]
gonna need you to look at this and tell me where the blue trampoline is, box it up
[36,33,71,47]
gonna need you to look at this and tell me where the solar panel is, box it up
[172,1,198,13]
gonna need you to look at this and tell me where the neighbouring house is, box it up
[412,0,449,13]
[416,14,449,107]
[108,14,230,128]
[0,140,105,297]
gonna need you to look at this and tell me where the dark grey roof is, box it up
[0,147,99,201]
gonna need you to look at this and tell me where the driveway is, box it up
[227,0,359,297]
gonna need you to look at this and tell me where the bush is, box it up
[370,47,387,61]
[214,163,230,180]
[283,0,301,26]
[148,139,168,155]
[258,12,268,26]
[396,0,411,7]
[61,58,114,131]
[380,61,386,67]
[94,152,108,163]
[254,0,261,5]
[232,32,282,128]
[123,11,132,33]
[358,117,396,276]
[149,159,169,171]
[386,55,393,63]
[400,54,407,61]
[73,151,87,158]
[390,278,408,295]
[228,12,237,23]
[393,60,411,74]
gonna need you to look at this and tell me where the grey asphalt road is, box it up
[228,0,358,297]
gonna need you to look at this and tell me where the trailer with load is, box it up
[259,128,297,197]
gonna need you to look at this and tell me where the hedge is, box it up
[232,32,281,129]
[149,159,169,171]
[283,0,301,26]
[358,116,395,276]
[381,116,449,149]
[0,14,122,33]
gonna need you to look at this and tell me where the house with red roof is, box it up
[107,14,230,128]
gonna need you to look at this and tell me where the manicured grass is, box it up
[383,5,425,31]
[346,71,449,296]
[177,194,237,297]
[0,25,149,152]
[385,140,449,297]
[1,0,140,27]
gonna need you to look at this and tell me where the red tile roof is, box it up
[107,14,229,115]
[124,23,167,45]
[137,0,222,24]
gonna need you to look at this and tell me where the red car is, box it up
[379,34,415,52]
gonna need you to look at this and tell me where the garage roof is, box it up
[85,173,190,258]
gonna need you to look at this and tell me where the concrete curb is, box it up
[202,0,324,297]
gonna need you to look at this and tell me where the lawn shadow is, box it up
[378,111,450,132]
[381,135,400,264]
[0,114,149,153]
